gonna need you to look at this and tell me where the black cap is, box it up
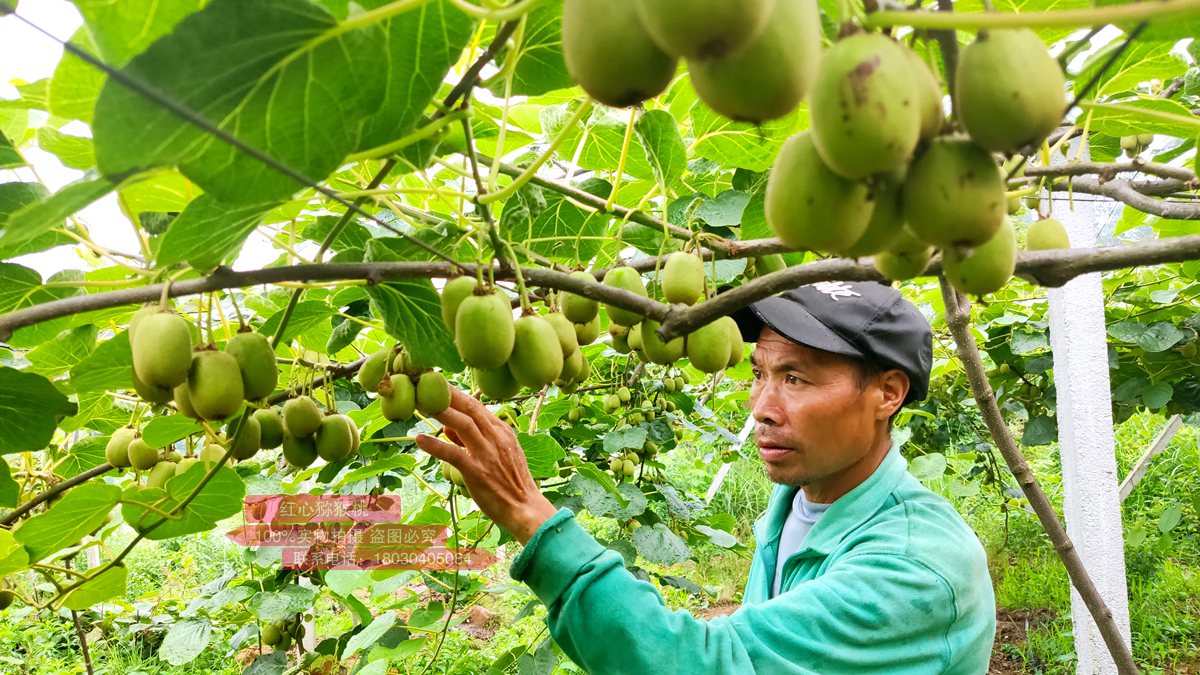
[731,281,933,405]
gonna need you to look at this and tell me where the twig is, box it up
[64,561,95,675]
[1025,160,1197,183]
[938,279,1139,675]
[0,464,114,528]
[267,358,367,405]
[866,0,1200,29]
[1047,176,1200,221]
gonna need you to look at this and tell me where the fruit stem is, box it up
[604,107,638,213]
[866,0,1200,30]
[477,98,595,205]
[346,108,470,163]
[449,0,543,22]
[228,290,246,329]
[501,240,532,312]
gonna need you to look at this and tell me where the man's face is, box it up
[748,326,901,498]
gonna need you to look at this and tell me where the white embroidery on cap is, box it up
[810,281,861,301]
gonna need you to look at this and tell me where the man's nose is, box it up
[750,380,783,427]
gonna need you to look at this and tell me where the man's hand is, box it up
[414,387,558,545]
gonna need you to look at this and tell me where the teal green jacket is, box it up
[511,444,996,673]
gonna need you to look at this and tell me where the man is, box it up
[415,281,996,673]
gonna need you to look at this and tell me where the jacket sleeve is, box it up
[510,508,960,675]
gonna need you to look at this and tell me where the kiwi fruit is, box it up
[225,330,278,400]
[687,0,820,123]
[254,408,285,449]
[440,276,478,332]
[316,414,356,463]
[131,310,193,389]
[723,316,745,367]
[105,427,136,468]
[282,395,323,438]
[415,371,452,415]
[559,348,585,383]
[0,589,16,610]
[810,34,921,179]
[544,312,580,358]
[640,319,685,365]
[185,350,245,421]
[132,367,174,404]
[261,623,282,646]
[282,434,318,468]
[357,349,390,392]
[574,314,601,345]
[379,374,417,421]
[765,131,873,254]
[562,0,677,107]
[1026,218,1070,250]
[562,271,601,323]
[602,267,649,326]
[174,457,200,476]
[198,442,226,465]
[943,218,1018,296]
[127,305,160,345]
[145,462,176,490]
[841,177,905,258]
[661,252,706,305]
[686,320,730,373]
[229,415,262,460]
[173,379,200,420]
[475,366,521,401]
[508,316,565,389]
[455,291,516,369]
[903,45,945,141]
[873,227,934,281]
[633,0,773,60]
[904,137,1005,248]
[956,29,1066,152]
[127,436,159,471]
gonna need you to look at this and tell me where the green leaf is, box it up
[258,301,334,347]
[59,564,127,610]
[635,110,686,189]
[26,325,98,377]
[156,194,277,270]
[0,174,116,246]
[142,415,204,448]
[0,459,17,508]
[363,240,463,371]
[1075,41,1186,98]
[489,2,571,96]
[570,473,645,519]
[631,522,691,565]
[0,368,77,455]
[603,426,647,455]
[324,570,373,598]
[408,602,444,628]
[14,483,121,561]
[909,453,948,482]
[71,0,207,67]
[0,182,73,259]
[694,524,738,548]
[1112,376,1147,405]
[543,105,654,180]
[517,433,565,479]
[52,436,109,479]
[70,331,132,394]
[158,618,212,665]
[354,0,474,151]
[121,463,245,540]
[48,29,106,123]
[690,99,805,172]
[36,127,96,170]
[1157,504,1183,534]
[1080,99,1200,140]
[696,190,750,227]
[1022,415,1057,447]
[247,584,317,621]
[345,611,396,658]
[0,129,22,168]
[1142,382,1173,409]
[0,530,29,577]
[504,179,613,264]
[92,0,388,205]
[0,265,86,348]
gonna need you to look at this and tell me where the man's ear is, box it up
[877,370,909,421]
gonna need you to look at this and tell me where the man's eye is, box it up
[751,368,762,380]
[786,374,802,385]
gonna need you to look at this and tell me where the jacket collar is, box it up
[757,441,907,556]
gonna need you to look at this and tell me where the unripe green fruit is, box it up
[568,406,582,422]
[474,366,520,401]
[544,312,580,358]
[131,311,193,389]
[902,45,945,141]
[630,411,645,425]
[132,367,173,404]
[1026,218,1070,250]
[956,29,1065,152]
[723,316,745,367]
[944,218,1017,296]
[198,442,226,465]
[1137,133,1154,147]
[609,456,624,473]
[254,408,285,449]
[623,459,637,477]
[316,414,356,463]
[574,314,601,345]
[559,348,585,383]
[262,623,282,646]
[225,330,278,400]
[562,271,601,324]
[173,381,200,420]
[617,386,632,403]
[904,137,1005,248]
[392,351,413,375]
[357,350,389,392]
[283,396,323,438]
[175,457,199,476]
[766,131,872,254]
[1180,343,1198,359]
[229,415,263,460]
[604,394,621,414]
[145,462,175,489]
[810,34,921,179]
[640,319,685,365]
[663,376,677,393]
[455,292,515,369]
[441,276,479,332]
[627,323,644,351]
[687,320,731,373]
[0,589,16,610]
[611,333,632,354]
[187,350,245,421]
[379,375,417,421]
[841,177,904,258]
[661,252,705,305]
[105,427,136,468]
[633,0,774,60]
[753,254,787,277]
[675,375,686,390]
[441,460,467,487]
[602,267,649,326]
[1007,195,1023,215]
[164,449,181,462]
[687,0,819,123]
[127,437,159,471]
[508,316,565,389]
[562,0,676,108]
[874,228,933,281]
[282,434,318,468]
[127,305,159,345]
[1120,135,1139,152]
[416,371,451,415]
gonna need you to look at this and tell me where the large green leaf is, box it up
[543,104,655,180]
[1081,99,1200,139]
[158,618,212,666]
[0,182,73,259]
[1075,41,1187,98]
[156,194,277,270]
[26,325,99,377]
[0,175,116,247]
[52,436,109,479]
[0,128,22,168]
[503,179,612,264]
[690,100,806,172]
[14,483,121,561]
[142,415,205,448]
[71,0,208,67]
[517,432,565,479]
[60,564,128,610]
[92,0,388,205]
[0,529,29,577]
[363,239,463,372]
[489,2,572,97]
[0,368,77,455]
[354,0,474,152]
[631,522,691,565]
[0,460,17,508]
[48,29,106,123]
[70,330,133,394]
[36,127,96,171]
[635,109,687,190]
[0,265,86,348]
[121,463,245,540]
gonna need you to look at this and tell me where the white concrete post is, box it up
[1043,139,1132,674]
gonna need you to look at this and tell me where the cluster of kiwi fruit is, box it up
[129,305,279,421]
[1119,133,1156,157]
[260,612,309,652]
[277,395,361,469]
[357,345,453,422]
[595,253,744,373]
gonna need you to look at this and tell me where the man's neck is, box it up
[801,434,894,504]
